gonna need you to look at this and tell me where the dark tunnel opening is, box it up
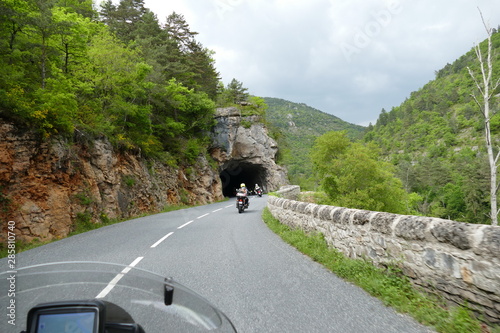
[219,162,267,197]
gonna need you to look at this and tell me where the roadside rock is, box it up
[0,120,223,243]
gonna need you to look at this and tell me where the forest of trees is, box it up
[0,0,255,165]
[310,131,410,214]
[2,0,499,225]
[363,31,500,224]
[264,97,364,190]
[265,32,500,225]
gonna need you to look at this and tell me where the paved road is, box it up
[1,195,434,332]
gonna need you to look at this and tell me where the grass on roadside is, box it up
[0,238,52,259]
[262,207,499,333]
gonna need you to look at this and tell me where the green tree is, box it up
[163,12,219,96]
[185,45,219,99]
[227,78,249,104]
[52,5,95,74]
[311,131,408,213]
[0,0,35,122]
[152,78,215,154]
[99,0,147,42]
[0,0,98,135]
[164,12,198,52]
[217,78,249,106]
[71,27,157,151]
[27,0,62,88]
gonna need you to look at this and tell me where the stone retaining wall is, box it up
[274,185,300,200]
[267,195,500,324]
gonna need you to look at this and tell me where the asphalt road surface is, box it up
[1,195,434,332]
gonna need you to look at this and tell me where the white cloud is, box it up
[137,0,500,125]
[354,73,391,94]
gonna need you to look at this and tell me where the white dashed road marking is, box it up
[96,206,228,298]
[150,232,174,248]
[178,220,194,229]
[96,256,144,298]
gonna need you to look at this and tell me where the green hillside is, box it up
[0,0,219,165]
[264,97,365,189]
[364,31,500,224]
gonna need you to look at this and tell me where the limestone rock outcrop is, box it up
[210,107,288,196]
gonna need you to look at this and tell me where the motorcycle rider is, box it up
[238,183,249,207]
[254,183,261,194]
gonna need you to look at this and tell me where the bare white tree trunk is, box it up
[467,10,500,226]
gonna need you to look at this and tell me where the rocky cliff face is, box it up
[0,107,288,243]
[210,107,288,196]
[0,121,223,243]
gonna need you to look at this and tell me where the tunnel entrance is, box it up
[219,162,267,197]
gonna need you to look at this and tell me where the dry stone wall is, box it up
[267,194,500,324]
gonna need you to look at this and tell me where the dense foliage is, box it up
[311,131,410,214]
[217,78,249,106]
[0,0,219,163]
[264,97,365,190]
[364,32,500,224]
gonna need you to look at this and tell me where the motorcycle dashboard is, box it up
[0,261,237,333]
[26,301,104,333]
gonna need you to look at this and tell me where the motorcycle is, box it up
[235,191,248,214]
[0,261,237,333]
[255,188,262,197]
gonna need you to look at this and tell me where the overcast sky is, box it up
[135,0,500,126]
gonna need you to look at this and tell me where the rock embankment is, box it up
[0,121,222,243]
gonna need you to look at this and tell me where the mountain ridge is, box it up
[263,97,365,189]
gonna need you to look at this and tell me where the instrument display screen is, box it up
[36,311,96,333]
